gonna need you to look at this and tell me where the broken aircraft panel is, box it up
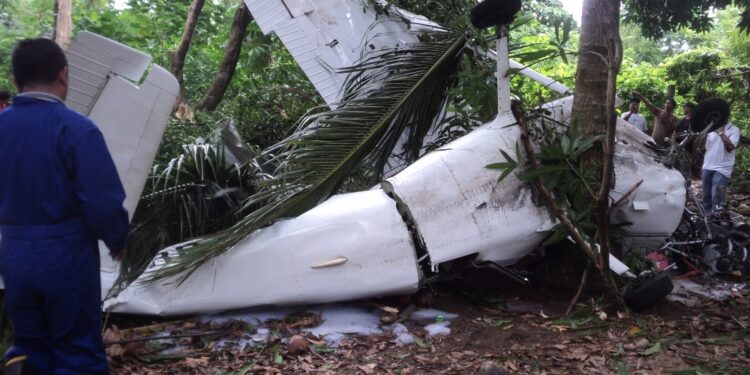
[103,1,686,315]
[106,105,685,316]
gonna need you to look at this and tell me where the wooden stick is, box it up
[565,261,591,316]
[609,180,644,211]
[511,102,600,265]
[104,331,227,346]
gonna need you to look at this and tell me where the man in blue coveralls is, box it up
[0,38,129,373]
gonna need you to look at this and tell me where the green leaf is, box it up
[497,166,516,182]
[642,342,661,356]
[511,49,558,63]
[615,362,628,375]
[520,165,568,181]
[414,338,428,348]
[486,146,519,183]
[499,148,516,164]
[561,134,571,155]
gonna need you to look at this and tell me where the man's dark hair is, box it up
[0,91,10,102]
[665,98,677,106]
[11,38,67,90]
[629,97,641,104]
[683,102,696,109]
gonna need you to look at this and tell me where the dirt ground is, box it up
[106,278,750,375]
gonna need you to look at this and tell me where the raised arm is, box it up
[632,91,661,116]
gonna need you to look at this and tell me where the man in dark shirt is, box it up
[0,38,129,374]
[676,102,695,134]
[674,102,700,177]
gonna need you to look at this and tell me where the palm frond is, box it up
[143,29,468,283]
[115,142,261,290]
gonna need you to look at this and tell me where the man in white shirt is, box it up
[702,121,740,213]
[621,98,647,132]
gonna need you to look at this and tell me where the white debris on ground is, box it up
[383,323,415,344]
[201,308,291,325]
[199,304,459,348]
[424,322,451,337]
[409,308,459,322]
[667,278,746,306]
[306,306,382,347]
[408,308,458,337]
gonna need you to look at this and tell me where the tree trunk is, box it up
[570,0,620,140]
[562,0,626,310]
[53,0,72,49]
[171,0,206,107]
[197,1,253,112]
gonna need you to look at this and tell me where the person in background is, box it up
[702,119,740,214]
[0,90,11,111]
[676,102,695,134]
[670,102,698,178]
[0,38,129,374]
[621,97,647,132]
[632,91,678,146]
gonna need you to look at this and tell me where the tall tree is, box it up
[571,0,621,139]
[53,0,72,48]
[197,1,253,112]
[170,0,206,107]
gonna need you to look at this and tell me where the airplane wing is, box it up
[243,0,569,109]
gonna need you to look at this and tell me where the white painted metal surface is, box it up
[244,0,569,106]
[106,190,419,315]
[246,0,435,106]
[496,27,512,114]
[64,32,179,295]
[65,31,152,116]
[384,111,554,266]
[541,96,687,251]
[610,123,686,251]
[508,60,571,95]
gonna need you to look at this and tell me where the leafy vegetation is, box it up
[117,139,266,288]
[487,121,603,247]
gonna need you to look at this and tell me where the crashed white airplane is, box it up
[48,0,685,316]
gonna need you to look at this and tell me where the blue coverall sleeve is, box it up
[72,128,129,252]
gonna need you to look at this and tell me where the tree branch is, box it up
[197,1,253,112]
[609,180,643,212]
[511,102,600,265]
[170,0,206,107]
[593,0,626,311]
[565,260,591,316]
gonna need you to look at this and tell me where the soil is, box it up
[107,280,750,374]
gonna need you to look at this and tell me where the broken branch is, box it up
[565,260,591,316]
[609,180,644,211]
[511,102,600,266]
[104,331,228,346]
